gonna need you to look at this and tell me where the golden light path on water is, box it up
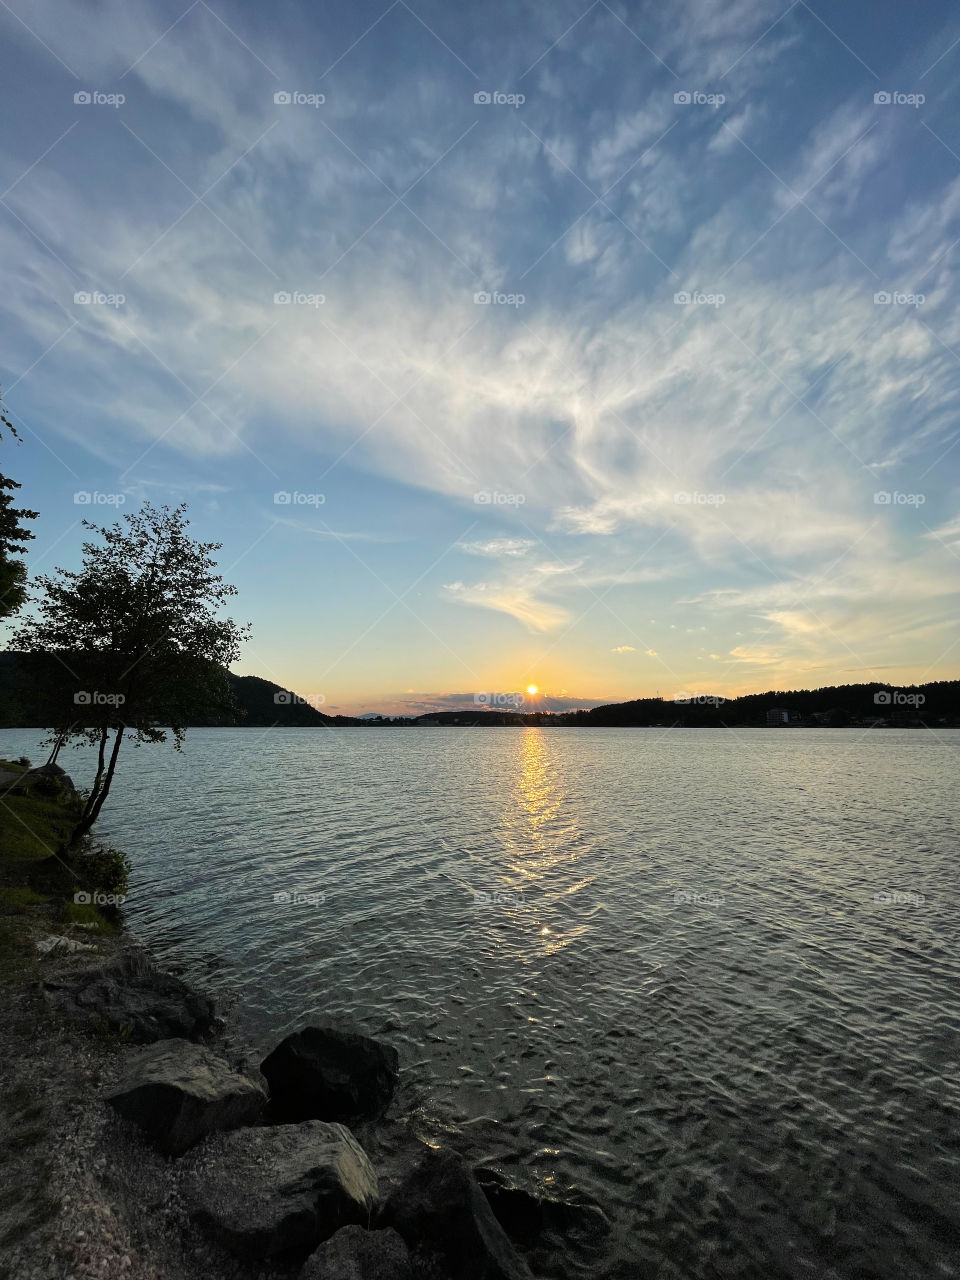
[502,728,597,958]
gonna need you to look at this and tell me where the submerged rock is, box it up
[474,1167,610,1249]
[107,1038,266,1156]
[383,1150,534,1280]
[299,1224,412,1279]
[45,953,216,1042]
[190,1120,378,1258]
[261,1025,399,1123]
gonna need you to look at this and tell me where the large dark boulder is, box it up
[31,762,76,790]
[261,1026,399,1123]
[299,1225,412,1279]
[382,1150,534,1280]
[107,1039,266,1155]
[190,1120,378,1258]
[45,954,216,1042]
[0,761,77,796]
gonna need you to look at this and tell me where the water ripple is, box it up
[2,725,958,1279]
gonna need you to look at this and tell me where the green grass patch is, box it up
[62,901,118,933]
[0,790,81,870]
[0,758,30,774]
[0,887,46,911]
[0,773,128,983]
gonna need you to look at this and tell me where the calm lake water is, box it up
[3,726,959,1279]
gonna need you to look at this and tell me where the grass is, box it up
[0,760,124,980]
[0,789,81,862]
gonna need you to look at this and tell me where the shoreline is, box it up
[0,766,602,1280]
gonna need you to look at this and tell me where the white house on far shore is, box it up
[766,707,791,725]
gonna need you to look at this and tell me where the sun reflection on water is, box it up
[504,728,596,955]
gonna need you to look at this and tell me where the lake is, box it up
[2,725,958,1279]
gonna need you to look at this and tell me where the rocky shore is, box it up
[1,932,608,1280]
[0,760,608,1279]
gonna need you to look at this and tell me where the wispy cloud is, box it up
[1,0,958,699]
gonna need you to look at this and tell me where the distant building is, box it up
[766,707,790,725]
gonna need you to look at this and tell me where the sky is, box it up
[1,0,959,716]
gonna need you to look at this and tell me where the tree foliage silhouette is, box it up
[13,502,248,845]
[0,393,37,619]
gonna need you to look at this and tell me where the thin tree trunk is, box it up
[70,725,124,848]
[82,726,109,820]
[47,724,73,766]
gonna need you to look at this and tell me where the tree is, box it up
[0,393,37,619]
[12,502,248,846]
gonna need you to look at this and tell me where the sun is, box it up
[526,684,539,696]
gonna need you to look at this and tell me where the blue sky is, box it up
[1,0,959,715]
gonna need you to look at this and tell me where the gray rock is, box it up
[33,762,76,790]
[261,1025,399,1123]
[45,954,216,1042]
[0,762,75,795]
[382,1150,534,1280]
[36,934,96,956]
[299,1225,412,1279]
[107,1038,266,1155]
[190,1120,378,1258]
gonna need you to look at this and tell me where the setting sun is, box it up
[526,685,539,695]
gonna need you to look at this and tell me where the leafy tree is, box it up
[12,502,248,846]
[0,393,37,619]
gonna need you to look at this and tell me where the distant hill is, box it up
[1,651,957,728]
[0,653,360,728]
[558,681,960,727]
[218,675,358,727]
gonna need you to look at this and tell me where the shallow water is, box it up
[3,725,959,1279]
